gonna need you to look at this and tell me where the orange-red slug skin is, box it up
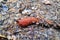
[17,17,39,27]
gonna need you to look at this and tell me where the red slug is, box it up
[16,17,39,27]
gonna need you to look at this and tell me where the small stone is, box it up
[31,7,37,10]
[2,4,8,12]
[3,0,7,1]
[42,0,51,5]
[7,0,17,3]
[0,20,4,25]
[0,14,2,19]
[12,35,16,40]
[3,20,8,25]
[36,22,39,25]
[22,9,32,15]
[52,16,57,20]
[0,0,3,2]
[7,19,13,24]
[0,3,2,8]
[16,1,22,8]
[9,8,16,12]
[7,35,12,40]
[43,33,47,37]
[40,11,45,15]
[1,11,7,15]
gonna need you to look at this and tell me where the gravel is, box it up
[0,0,60,40]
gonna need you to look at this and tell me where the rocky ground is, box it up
[0,0,60,40]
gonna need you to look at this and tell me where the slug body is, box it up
[16,17,39,27]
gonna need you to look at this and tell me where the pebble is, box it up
[22,9,32,15]
[0,14,2,19]
[7,35,12,40]
[12,35,16,40]
[7,0,17,3]
[42,0,52,5]
[0,20,4,25]
[0,0,3,2]
[16,1,21,8]
[9,8,16,12]
[31,6,37,10]
[2,4,8,12]
[1,11,7,15]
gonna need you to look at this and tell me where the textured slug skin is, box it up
[16,17,39,27]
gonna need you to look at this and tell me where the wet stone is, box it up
[0,20,4,25]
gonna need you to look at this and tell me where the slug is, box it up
[16,17,39,27]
